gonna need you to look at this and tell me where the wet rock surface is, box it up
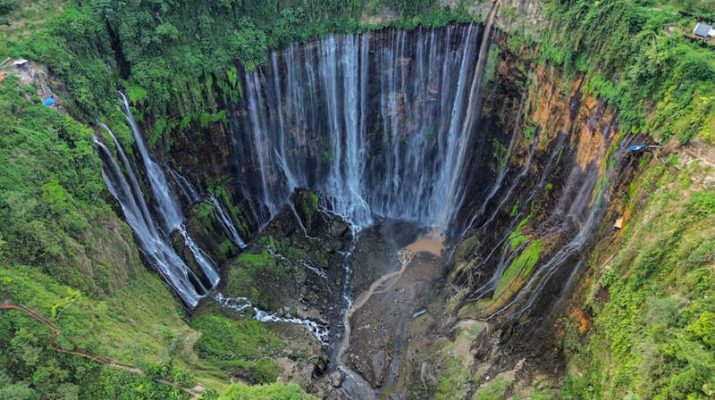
[217,189,352,335]
[341,230,447,397]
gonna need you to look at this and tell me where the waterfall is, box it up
[95,98,223,307]
[95,132,203,307]
[169,168,247,249]
[118,93,220,289]
[169,168,201,204]
[119,92,183,230]
[209,195,247,249]
[231,24,487,229]
[445,0,501,225]
[97,24,498,307]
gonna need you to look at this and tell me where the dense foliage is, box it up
[0,263,200,399]
[0,75,120,295]
[1,0,470,126]
[0,2,472,397]
[540,0,715,143]
[1,0,713,398]
[190,313,282,384]
[562,157,715,399]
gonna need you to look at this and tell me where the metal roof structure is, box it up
[694,23,713,38]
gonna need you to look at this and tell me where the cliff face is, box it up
[322,30,646,397]
[75,5,713,398]
[4,0,712,398]
[130,24,649,397]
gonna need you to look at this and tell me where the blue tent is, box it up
[43,96,56,107]
[629,144,647,153]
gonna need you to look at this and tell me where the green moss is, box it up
[299,191,320,222]
[238,250,276,270]
[435,357,470,400]
[484,45,501,83]
[225,249,294,309]
[492,138,508,171]
[190,314,281,383]
[191,313,279,360]
[472,377,510,400]
[508,213,533,249]
[494,240,544,298]
[454,236,479,263]
[523,124,537,142]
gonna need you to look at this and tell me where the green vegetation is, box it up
[491,137,508,171]
[434,357,471,400]
[494,240,544,298]
[540,0,715,143]
[0,75,114,295]
[507,213,533,249]
[1,0,473,136]
[237,250,277,271]
[0,264,199,399]
[562,158,715,399]
[298,191,320,223]
[472,377,510,400]
[191,314,281,384]
[215,382,317,400]
[2,0,714,398]
[454,235,479,263]
[523,124,537,142]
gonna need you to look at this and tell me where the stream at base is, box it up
[336,226,445,399]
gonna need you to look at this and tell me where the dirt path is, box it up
[0,302,204,399]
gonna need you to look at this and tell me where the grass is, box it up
[190,313,282,384]
[434,358,470,400]
[0,264,193,365]
[216,382,317,400]
[224,249,291,308]
[0,1,67,50]
[0,263,214,397]
[237,250,276,270]
[431,321,484,400]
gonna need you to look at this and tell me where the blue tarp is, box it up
[43,96,56,107]
[629,144,647,153]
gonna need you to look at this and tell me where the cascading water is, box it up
[209,195,247,249]
[169,168,201,204]
[94,97,227,307]
[169,168,248,250]
[214,293,329,345]
[119,93,221,289]
[95,130,205,307]
[230,24,488,229]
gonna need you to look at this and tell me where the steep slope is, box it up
[1,1,713,399]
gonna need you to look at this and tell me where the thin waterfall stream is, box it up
[231,24,485,229]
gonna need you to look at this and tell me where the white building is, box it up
[693,23,715,38]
